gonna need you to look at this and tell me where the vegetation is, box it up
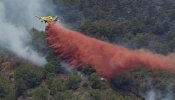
[31,86,49,100]
[65,73,82,90]
[15,64,44,96]
[89,73,103,89]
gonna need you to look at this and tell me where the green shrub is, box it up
[65,73,81,90]
[0,79,8,98]
[15,64,44,96]
[49,79,66,95]
[90,90,101,100]
[44,63,56,74]
[81,65,95,76]
[53,91,72,100]
[89,73,102,89]
[31,86,49,100]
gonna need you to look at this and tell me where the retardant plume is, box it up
[45,22,175,80]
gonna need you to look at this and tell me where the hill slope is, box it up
[0,0,175,100]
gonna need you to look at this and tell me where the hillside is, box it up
[0,0,175,100]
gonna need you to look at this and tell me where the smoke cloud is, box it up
[145,89,173,100]
[144,83,173,100]
[45,22,175,80]
[0,0,55,66]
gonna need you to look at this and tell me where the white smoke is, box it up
[60,62,73,72]
[0,0,55,66]
[145,89,173,100]
[144,83,173,100]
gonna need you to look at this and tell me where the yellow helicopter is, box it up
[35,16,58,23]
